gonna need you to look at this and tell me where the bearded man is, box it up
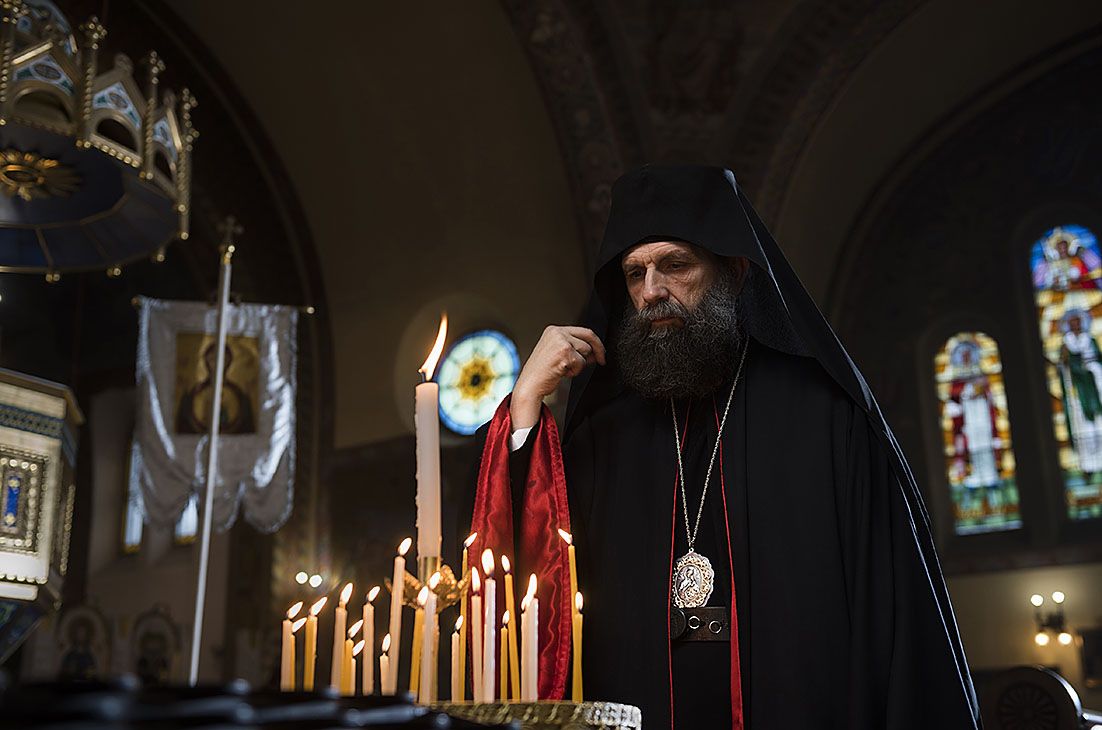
[461,165,979,729]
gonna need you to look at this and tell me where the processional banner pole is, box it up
[189,218,241,685]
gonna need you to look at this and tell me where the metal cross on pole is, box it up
[188,215,243,686]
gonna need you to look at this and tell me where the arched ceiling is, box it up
[162,0,1102,448]
[775,0,1102,305]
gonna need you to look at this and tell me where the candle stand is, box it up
[386,562,467,611]
[432,700,642,729]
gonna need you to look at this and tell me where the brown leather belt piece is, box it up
[670,605,730,642]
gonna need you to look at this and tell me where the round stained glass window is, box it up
[437,329,521,435]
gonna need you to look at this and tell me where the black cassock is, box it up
[461,165,979,729]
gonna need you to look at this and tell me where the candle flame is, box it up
[428,571,442,589]
[292,617,308,633]
[309,596,328,616]
[348,619,364,638]
[576,592,584,613]
[287,601,304,619]
[526,573,537,598]
[353,639,365,657]
[481,548,495,576]
[398,537,412,556]
[464,532,478,548]
[471,566,481,593]
[419,313,448,379]
[502,610,510,625]
[557,528,573,546]
[454,615,464,632]
[521,594,531,612]
[501,555,511,573]
[339,582,354,606]
[382,633,391,653]
[417,586,430,606]
[367,586,381,603]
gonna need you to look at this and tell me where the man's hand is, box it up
[510,326,606,429]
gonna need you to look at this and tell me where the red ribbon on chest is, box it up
[469,396,572,700]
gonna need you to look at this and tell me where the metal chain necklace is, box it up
[670,341,748,609]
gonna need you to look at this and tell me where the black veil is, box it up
[563,164,979,724]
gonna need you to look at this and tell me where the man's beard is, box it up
[614,268,743,400]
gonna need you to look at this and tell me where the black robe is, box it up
[489,339,976,728]
[460,164,979,729]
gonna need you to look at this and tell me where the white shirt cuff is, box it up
[509,425,534,452]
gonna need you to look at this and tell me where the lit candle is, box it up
[416,315,448,564]
[500,612,510,701]
[385,537,412,695]
[572,593,583,702]
[458,532,476,702]
[332,582,353,690]
[521,574,539,701]
[409,585,428,697]
[363,586,380,695]
[292,616,307,691]
[343,619,362,696]
[352,640,365,696]
[281,601,304,691]
[501,556,520,700]
[304,597,327,691]
[379,633,392,695]
[558,529,578,622]
[481,549,497,703]
[450,616,463,700]
[419,572,441,703]
[341,639,353,696]
[471,567,483,702]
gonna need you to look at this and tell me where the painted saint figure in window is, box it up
[935,332,1021,534]
[1031,224,1102,520]
[1058,309,1102,479]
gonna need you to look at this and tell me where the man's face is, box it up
[614,240,748,400]
[621,241,720,330]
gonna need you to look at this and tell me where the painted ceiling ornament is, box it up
[0,149,80,200]
[0,0,197,280]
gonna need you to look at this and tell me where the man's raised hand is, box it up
[510,325,606,429]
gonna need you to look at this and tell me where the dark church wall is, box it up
[834,35,1102,706]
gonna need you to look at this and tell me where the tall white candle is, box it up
[379,634,392,695]
[419,572,441,703]
[280,617,293,691]
[363,586,379,695]
[481,550,496,702]
[522,574,539,701]
[450,616,463,700]
[471,567,483,702]
[385,538,412,695]
[331,583,353,690]
[416,315,448,561]
[304,597,327,691]
[280,601,301,692]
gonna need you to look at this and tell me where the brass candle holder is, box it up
[385,562,469,614]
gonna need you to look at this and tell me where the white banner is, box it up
[130,296,297,533]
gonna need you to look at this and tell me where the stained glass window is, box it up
[1031,224,1102,520]
[934,332,1022,534]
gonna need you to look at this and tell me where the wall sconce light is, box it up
[1031,591,1073,646]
